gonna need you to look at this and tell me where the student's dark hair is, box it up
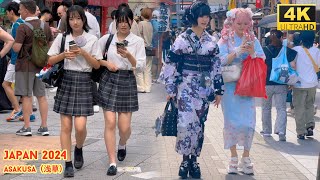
[66,5,90,34]
[111,10,117,20]
[292,32,301,46]
[300,31,315,49]
[117,3,130,10]
[20,0,36,14]
[184,1,210,26]
[270,29,283,39]
[5,2,20,16]
[61,0,73,8]
[116,7,133,29]
[41,7,51,16]
[73,0,88,8]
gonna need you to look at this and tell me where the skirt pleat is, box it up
[53,70,93,116]
[98,70,138,112]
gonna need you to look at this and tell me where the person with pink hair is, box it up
[218,8,265,175]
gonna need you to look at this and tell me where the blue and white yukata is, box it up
[160,28,224,156]
[218,34,265,150]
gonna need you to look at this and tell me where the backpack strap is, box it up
[303,47,319,73]
[60,33,66,53]
[24,22,33,30]
[103,34,114,60]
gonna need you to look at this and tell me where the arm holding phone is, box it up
[116,43,137,68]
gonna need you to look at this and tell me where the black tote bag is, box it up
[161,98,178,137]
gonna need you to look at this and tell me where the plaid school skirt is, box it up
[98,70,139,112]
[53,70,94,116]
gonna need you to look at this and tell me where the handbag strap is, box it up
[103,34,114,60]
[59,33,66,54]
[303,47,319,73]
[165,99,176,113]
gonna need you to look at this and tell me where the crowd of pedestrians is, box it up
[0,0,319,179]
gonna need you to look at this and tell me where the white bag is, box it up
[221,64,242,83]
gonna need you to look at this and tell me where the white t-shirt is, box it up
[98,32,146,71]
[108,21,114,34]
[85,11,100,38]
[293,46,320,88]
[47,32,103,72]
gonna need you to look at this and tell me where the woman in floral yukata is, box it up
[218,8,265,175]
[159,2,224,179]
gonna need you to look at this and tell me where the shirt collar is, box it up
[25,16,39,22]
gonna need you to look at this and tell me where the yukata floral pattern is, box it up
[218,34,265,150]
[160,28,224,156]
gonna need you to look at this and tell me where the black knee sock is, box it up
[66,161,73,168]
[183,155,190,161]
[190,155,197,162]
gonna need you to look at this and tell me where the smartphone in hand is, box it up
[69,41,78,51]
[116,42,125,49]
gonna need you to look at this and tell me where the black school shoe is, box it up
[297,134,305,139]
[74,146,84,169]
[107,165,117,176]
[306,127,314,137]
[63,166,74,178]
[178,160,189,179]
[117,148,126,161]
[189,161,201,179]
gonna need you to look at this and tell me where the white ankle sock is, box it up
[110,163,116,167]
[118,144,126,150]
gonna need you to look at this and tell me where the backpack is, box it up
[24,21,49,68]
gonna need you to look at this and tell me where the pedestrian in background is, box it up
[98,7,146,176]
[136,7,153,93]
[3,2,23,121]
[160,2,223,179]
[13,0,53,136]
[218,8,265,175]
[47,5,102,177]
[261,30,297,141]
[292,31,320,139]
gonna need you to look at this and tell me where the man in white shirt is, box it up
[74,0,100,38]
[57,5,66,29]
[108,10,116,34]
[292,31,320,139]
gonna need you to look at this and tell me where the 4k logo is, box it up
[277,4,316,31]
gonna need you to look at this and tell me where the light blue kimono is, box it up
[218,34,265,150]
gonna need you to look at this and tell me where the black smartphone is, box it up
[116,42,125,49]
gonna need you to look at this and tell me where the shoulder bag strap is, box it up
[24,22,33,30]
[103,34,114,60]
[303,47,319,73]
[59,33,66,53]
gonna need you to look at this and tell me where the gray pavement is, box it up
[0,84,319,180]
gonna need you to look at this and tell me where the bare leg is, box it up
[242,150,250,157]
[60,114,73,161]
[2,81,19,111]
[104,111,117,164]
[118,112,132,145]
[37,96,48,127]
[230,145,238,157]
[74,116,87,148]
[22,96,32,128]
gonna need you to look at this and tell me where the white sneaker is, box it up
[227,157,238,174]
[93,105,99,113]
[239,157,254,175]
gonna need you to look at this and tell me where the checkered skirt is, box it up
[53,70,94,116]
[98,70,139,112]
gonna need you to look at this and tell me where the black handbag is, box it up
[161,99,178,137]
[41,33,66,87]
[91,34,114,82]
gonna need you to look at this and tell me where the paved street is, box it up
[0,83,319,180]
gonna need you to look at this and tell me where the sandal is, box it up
[239,157,254,175]
[227,157,238,174]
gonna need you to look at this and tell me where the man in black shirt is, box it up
[261,30,297,141]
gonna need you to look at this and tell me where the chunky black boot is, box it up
[189,158,201,179]
[178,160,189,179]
